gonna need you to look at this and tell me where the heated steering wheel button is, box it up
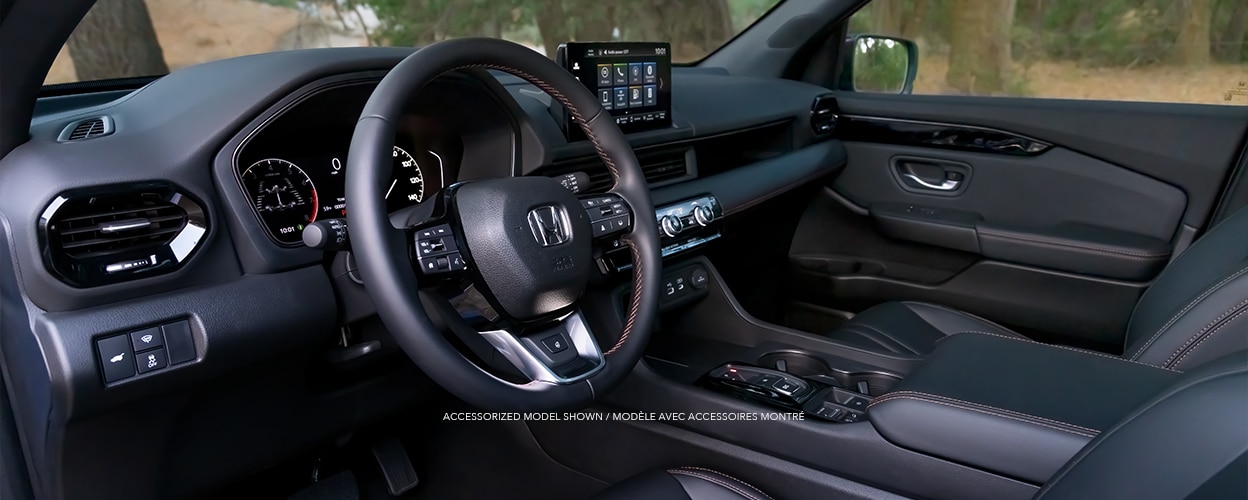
[540,334,569,354]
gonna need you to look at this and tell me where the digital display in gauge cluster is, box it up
[239,144,448,245]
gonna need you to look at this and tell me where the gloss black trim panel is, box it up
[839,114,1053,156]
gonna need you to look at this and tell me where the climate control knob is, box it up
[659,215,683,237]
[693,205,714,227]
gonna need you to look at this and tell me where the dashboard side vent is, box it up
[57,116,115,142]
[538,148,691,194]
[40,184,208,287]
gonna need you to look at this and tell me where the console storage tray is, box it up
[867,333,1179,484]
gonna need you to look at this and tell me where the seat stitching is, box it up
[1169,307,1248,369]
[1128,264,1248,360]
[1158,298,1248,367]
[446,63,642,357]
[670,467,774,500]
[867,392,1099,438]
[869,390,1102,433]
[668,469,772,500]
[855,323,923,355]
[976,228,1169,258]
[939,330,1179,372]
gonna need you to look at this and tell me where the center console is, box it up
[566,255,1189,500]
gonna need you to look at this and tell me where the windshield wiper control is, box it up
[303,219,349,251]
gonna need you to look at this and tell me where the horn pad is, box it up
[452,177,593,320]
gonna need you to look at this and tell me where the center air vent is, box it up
[539,149,691,194]
[57,116,115,142]
[40,184,208,287]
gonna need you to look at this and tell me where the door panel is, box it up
[788,95,1248,346]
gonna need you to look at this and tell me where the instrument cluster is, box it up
[234,82,461,245]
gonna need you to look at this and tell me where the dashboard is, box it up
[234,82,464,245]
[4,45,849,500]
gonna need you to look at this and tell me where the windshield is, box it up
[46,0,783,85]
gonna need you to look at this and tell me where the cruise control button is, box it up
[129,327,163,352]
[135,347,168,374]
[97,335,135,383]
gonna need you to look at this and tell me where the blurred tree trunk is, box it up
[536,1,571,58]
[1176,0,1213,65]
[946,0,1017,95]
[572,0,616,42]
[900,0,928,40]
[66,0,168,80]
[872,0,904,37]
[1218,0,1247,62]
[626,0,731,61]
[1018,0,1045,32]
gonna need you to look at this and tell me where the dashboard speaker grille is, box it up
[40,185,208,287]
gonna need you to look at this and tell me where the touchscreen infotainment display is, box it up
[557,42,672,138]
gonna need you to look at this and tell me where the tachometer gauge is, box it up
[241,158,318,244]
[386,146,425,211]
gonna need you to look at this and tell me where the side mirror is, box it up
[839,34,918,94]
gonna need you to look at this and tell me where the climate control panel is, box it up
[655,195,720,239]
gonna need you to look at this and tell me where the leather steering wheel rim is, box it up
[345,37,661,411]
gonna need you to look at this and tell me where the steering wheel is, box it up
[345,38,661,411]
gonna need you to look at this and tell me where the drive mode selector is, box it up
[693,205,714,227]
[660,215,683,237]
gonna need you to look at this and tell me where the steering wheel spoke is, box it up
[579,193,634,240]
[478,310,605,385]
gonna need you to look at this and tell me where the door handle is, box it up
[901,172,960,191]
[893,158,969,194]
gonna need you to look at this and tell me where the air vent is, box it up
[57,116,115,142]
[40,184,208,287]
[539,149,691,194]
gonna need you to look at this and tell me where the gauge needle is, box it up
[385,179,397,199]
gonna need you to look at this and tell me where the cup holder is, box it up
[757,352,829,378]
[756,351,901,397]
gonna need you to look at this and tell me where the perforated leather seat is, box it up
[825,207,1248,371]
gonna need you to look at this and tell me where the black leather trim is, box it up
[824,301,1027,356]
[1036,355,1248,499]
[594,468,773,500]
[1125,206,1248,368]
[976,223,1170,281]
[868,333,1179,484]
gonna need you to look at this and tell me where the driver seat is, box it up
[822,206,1248,370]
[595,355,1247,499]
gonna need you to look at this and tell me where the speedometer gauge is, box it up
[386,146,425,211]
[242,158,318,244]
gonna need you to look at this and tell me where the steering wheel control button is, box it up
[540,334,569,354]
[447,253,466,271]
[129,327,164,352]
[135,347,168,374]
[162,320,197,365]
[96,335,136,383]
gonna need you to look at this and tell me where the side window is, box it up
[844,0,1247,105]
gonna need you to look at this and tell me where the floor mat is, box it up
[403,411,609,500]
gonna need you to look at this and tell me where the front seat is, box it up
[823,206,1248,370]
[596,356,1248,499]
